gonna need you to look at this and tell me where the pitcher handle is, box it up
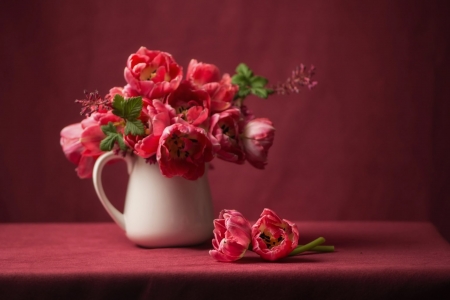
[92,151,134,231]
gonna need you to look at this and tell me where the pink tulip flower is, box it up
[60,122,101,178]
[209,209,252,262]
[186,59,238,113]
[60,110,121,178]
[124,47,182,99]
[157,123,213,180]
[209,108,245,163]
[60,123,85,165]
[134,100,174,158]
[241,118,275,169]
[186,59,221,86]
[203,74,239,113]
[166,80,210,127]
[251,209,299,261]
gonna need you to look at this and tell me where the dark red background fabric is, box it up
[0,1,449,239]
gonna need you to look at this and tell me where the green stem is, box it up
[289,237,326,256]
[297,245,335,252]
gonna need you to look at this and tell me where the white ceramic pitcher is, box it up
[92,151,214,248]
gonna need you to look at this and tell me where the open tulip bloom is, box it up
[60,47,317,180]
[210,209,334,262]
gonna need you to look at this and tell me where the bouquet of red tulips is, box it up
[60,47,316,180]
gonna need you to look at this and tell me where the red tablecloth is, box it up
[1,222,449,299]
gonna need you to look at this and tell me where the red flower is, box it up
[186,59,221,86]
[203,74,238,113]
[166,80,210,127]
[251,208,299,261]
[209,209,252,262]
[186,59,238,113]
[133,100,174,159]
[157,123,213,180]
[60,123,86,165]
[241,118,275,169]
[209,108,245,163]
[124,47,182,99]
[60,110,121,178]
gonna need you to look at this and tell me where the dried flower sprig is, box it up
[75,90,111,117]
[272,64,318,95]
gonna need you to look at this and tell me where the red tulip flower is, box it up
[157,123,213,180]
[241,118,275,169]
[251,208,299,261]
[209,209,252,262]
[209,108,245,164]
[124,47,182,99]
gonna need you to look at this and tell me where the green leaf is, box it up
[101,122,117,135]
[100,122,129,151]
[100,135,117,151]
[237,89,251,98]
[112,94,126,118]
[232,63,273,102]
[250,76,268,88]
[125,119,145,136]
[116,136,127,151]
[123,97,143,120]
[231,74,248,85]
[236,63,253,78]
[251,87,269,99]
[113,95,143,120]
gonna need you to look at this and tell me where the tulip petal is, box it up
[209,209,252,262]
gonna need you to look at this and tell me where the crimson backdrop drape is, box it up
[0,0,449,240]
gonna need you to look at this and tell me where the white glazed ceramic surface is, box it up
[93,152,214,248]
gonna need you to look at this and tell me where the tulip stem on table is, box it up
[289,237,333,256]
[297,245,335,252]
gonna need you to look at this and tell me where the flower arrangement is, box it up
[210,208,334,262]
[60,47,316,180]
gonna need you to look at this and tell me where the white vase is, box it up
[92,151,214,248]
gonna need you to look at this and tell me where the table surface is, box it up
[1,221,449,300]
